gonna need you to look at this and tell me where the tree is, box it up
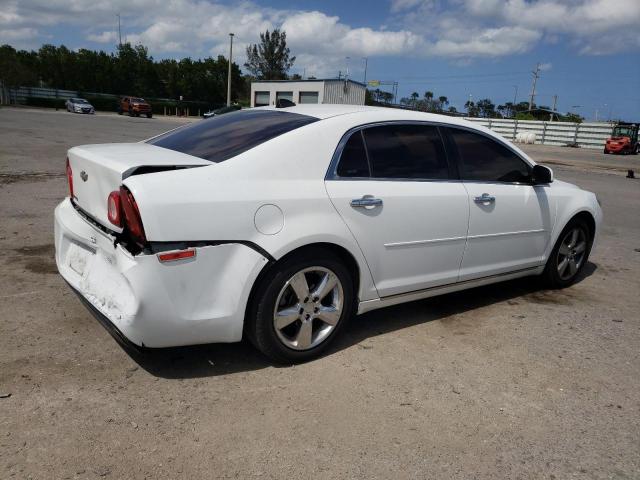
[410,91,419,105]
[438,95,448,112]
[244,29,295,80]
[476,98,496,118]
[465,100,478,117]
[423,90,434,111]
[379,91,393,104]
[564,112,583,123]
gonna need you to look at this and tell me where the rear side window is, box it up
[449,128,531,183]
[363,124,449,179]
[337,131,369,177]
[148,110,318,162]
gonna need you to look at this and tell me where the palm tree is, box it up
[410,91,419,106]
[438,96,449,112]
[422,91,432,110]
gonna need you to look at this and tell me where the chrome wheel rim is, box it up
[273,266,344,351]
[557,227,587,281]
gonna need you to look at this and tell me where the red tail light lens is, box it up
[66,157,74,198]
[119,186,147,245]
[107,191,122,227]
[157,249,196,263]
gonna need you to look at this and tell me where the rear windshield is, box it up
[148,110,319,163]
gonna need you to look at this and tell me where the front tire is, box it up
[246,248,355,363]
[543,218,592,288]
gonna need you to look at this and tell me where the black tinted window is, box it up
[148,110,318,162]
[363,124,449,179]
[449,128,531,182]
[337,131,369,177]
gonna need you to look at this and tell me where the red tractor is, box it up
[604,122,639,155]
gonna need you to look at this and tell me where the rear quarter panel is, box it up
[123,119,380,301]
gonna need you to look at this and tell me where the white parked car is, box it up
[65,97,95,114]
[54,105,602,362]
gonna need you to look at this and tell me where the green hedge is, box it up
[24,97,67,109]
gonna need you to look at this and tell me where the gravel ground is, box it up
[1,107,639,479]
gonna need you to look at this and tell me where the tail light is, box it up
[107,191,122,227]
[119,186,147,245]
[157,249,196,262]
[66,157,74,198]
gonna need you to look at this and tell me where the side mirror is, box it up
[532,165,553,184]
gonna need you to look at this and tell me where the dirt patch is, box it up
[13,244,55,256]
[524,290,576,306]
[0,172,64,185]
[23,258,58,274]
[12,244,57,275]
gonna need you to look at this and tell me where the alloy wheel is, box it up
[273,266,344,351]
[557,227,587,281]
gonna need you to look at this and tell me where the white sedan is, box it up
[54,105,602,362]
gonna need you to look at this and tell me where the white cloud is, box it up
[429,26,542,58]
[86,31,118,43]
[0,0,637,74]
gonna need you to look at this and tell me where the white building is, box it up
[250,79,366,107]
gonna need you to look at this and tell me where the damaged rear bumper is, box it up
[54,198,269,348]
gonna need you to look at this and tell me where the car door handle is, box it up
[474,193,495,203]
[350,196,383,208]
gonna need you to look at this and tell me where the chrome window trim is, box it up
[325,119,536,185]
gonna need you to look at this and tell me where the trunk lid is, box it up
[67,142,209,232]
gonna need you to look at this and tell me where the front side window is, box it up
[449,128,531,183]
[148,110,318,163]
[363,124,449,179]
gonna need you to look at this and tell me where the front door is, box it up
[325,123,469,297]
[445,127,555,281]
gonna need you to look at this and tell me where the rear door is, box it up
[445,127,555,281]
[325,123,469,298]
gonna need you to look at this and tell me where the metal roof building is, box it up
[250,79,366,107]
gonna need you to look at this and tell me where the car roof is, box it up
[257,104,477,128]
[255,104,535,166]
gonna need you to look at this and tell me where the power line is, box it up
[399,71,530,80]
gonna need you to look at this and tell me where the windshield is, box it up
[613,126,634,137]
[72,98,88,103]
[148,110,318,163]
[132,98,145,103]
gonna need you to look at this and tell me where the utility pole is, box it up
[528,62,540,110]
[512,85,518,105]
[117,14,122,47]
[552,94,558,111]
[226,33,234,107]
[362,57,368,85]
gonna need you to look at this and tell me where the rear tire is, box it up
[245,248,355,363]
[542,218,592,288]
[146,113,152,118]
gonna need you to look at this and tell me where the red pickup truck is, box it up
[118,96,152,118]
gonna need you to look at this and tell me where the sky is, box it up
[2,0,639,121]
